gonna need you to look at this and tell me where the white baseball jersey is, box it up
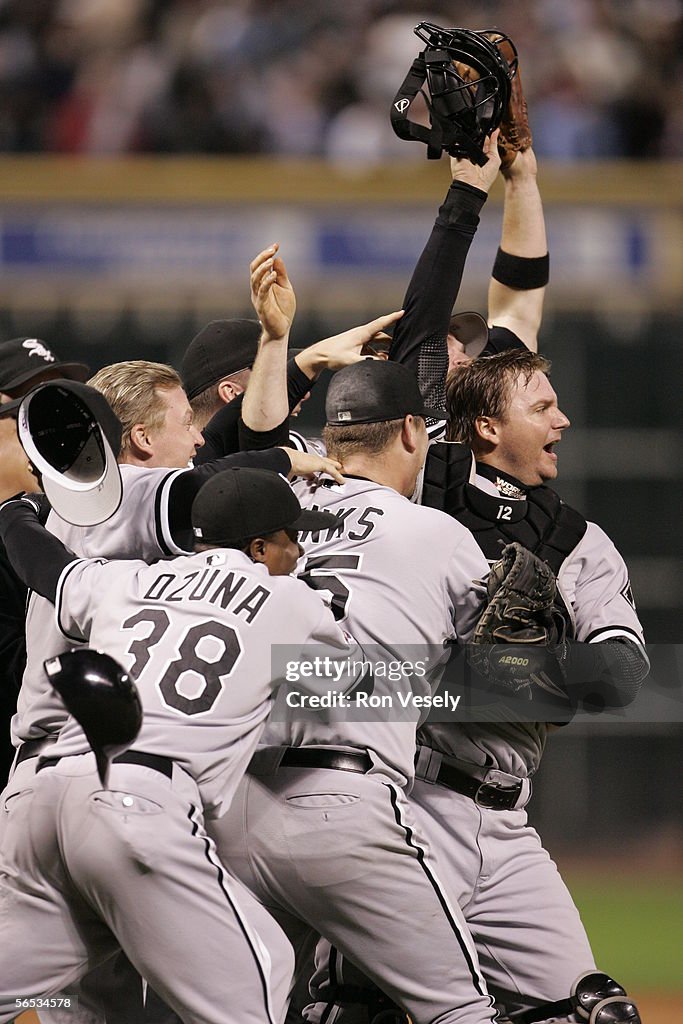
[48,547,364,818]
[13,464,191,745]
[262,475,490,785]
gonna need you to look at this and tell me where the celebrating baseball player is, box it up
[1,365,344,1023]
[387,28,648,1022]
[0,467,372,1024]
[237,24,647,1023]
[8,363,342,784]
[386,30,649,1021]
[0,338,90,787]
[182,317,320,458]
[401,345,648,1024]
[199,236,508,1023]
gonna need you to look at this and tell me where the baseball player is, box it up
[181,318,260,435]
[9,362,342,778]
[0,401,42,787]
[208,349,505,1024]
[4,365,342,1023]
[184,313,384,464]
[0,338,89,788]
[181,317,306,458]
[384,349,646,1023]
[0,467,369,1024]
[237,126,645,1024]
[383,57,648,1020]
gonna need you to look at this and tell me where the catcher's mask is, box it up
[391,22,516,164]
[44,649,142,785]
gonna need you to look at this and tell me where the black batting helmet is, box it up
[44,649,142,784]
[391,22,516,164]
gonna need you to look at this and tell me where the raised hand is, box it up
[250,243,296,341]
[296,309,404,378]
[450,129,502,194]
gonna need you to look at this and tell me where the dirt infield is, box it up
[15,991,682,1023]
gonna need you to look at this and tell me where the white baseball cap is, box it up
[18,380,123,527]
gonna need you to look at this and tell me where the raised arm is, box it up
[240,238,403,446]
[486,148,548,352]
[389,131,501,410]
[240,243,296,435]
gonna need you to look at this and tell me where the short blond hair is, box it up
[88,361,182,458]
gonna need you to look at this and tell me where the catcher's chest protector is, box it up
[422,442,587,573]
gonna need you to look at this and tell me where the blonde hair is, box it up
[88,361,182,457]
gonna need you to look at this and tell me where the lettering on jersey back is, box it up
[302,506,385,544]
[142,569,271,623]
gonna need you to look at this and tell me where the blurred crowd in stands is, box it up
[0,0,681,161]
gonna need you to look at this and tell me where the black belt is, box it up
[38,751,174,779]
[16,737,54,766]
[430,761,523,811]
[278,748,372,773]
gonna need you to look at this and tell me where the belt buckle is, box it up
[473,778,523,810]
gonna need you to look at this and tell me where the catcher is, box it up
[262,24,645,1024]
[233,20,647,1024]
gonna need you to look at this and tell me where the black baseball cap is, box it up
[192,468,341,546]
[181,319,261,400]
[18,380,123,527]
[325,360,446,426]
[0,337,89,394]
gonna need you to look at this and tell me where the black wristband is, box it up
[492,248,549,290]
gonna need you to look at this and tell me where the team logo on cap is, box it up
[394,98,410,113]
[22,338,55,363]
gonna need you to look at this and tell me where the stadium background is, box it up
[3,1,680,1020]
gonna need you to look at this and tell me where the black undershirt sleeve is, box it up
[166,447,292,548]
[389,180,488,412]
[195,396,244,463]
[0,503,76,604]
[0,543,28,694]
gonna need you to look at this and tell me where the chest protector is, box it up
[423,442,587,629]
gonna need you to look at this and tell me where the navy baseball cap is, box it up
[181,319,260,400]
[18,380,123,527]
[325,361,446,426]
[192,468,341,546]
[0,337,89,394]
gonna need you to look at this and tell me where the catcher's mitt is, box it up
[483,32,532,170]
[470,542,569,703]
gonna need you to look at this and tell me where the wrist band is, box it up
[492,248,549,289]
